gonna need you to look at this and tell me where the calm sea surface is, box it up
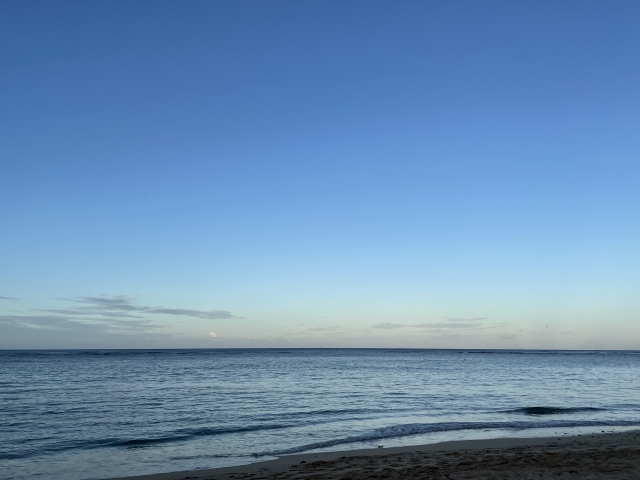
[1,349,639,480]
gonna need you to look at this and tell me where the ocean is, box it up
[1,349,639,480]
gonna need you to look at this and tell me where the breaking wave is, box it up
[261,419,640,456]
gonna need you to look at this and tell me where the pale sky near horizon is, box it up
[1,1,639,349]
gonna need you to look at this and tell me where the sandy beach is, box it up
[113,430,640,480]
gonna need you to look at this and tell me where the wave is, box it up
[503,407,605,415]
[110,424,293,448]
[260,419,640,456]
[4,416,640,461]
[0,423,293,460]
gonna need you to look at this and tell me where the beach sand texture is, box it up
[115,430,640,480]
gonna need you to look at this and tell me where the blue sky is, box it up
[1,1,639,349]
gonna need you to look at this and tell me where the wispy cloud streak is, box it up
[1,295,237,340]
[373,317,493,331]
[45,296,237,320]
[0,314,166,333]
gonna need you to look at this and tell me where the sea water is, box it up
[1,349,639,480]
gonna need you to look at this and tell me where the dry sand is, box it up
[113,430,640,480]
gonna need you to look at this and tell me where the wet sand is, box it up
[113,430,640,480]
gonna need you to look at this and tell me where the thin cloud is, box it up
[1,295,237,346]
[443,317,488,322]
[39,308,146,319]
[413,321,483,329]
[0,315,185,349]
[373,317,491,331]
[304,326,343,332]
[0,314,167,333]
[0,296,17,300]
[51,295,238,320]
[146,308,234,319]
[286,325,345,336]
[372,322,405,329]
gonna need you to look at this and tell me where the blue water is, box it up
[1,349,639,480]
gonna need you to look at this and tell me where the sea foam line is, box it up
[260,419,640,456]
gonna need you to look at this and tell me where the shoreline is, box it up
[111,429,640,480]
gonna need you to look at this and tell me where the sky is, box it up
[1,1,639,349]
